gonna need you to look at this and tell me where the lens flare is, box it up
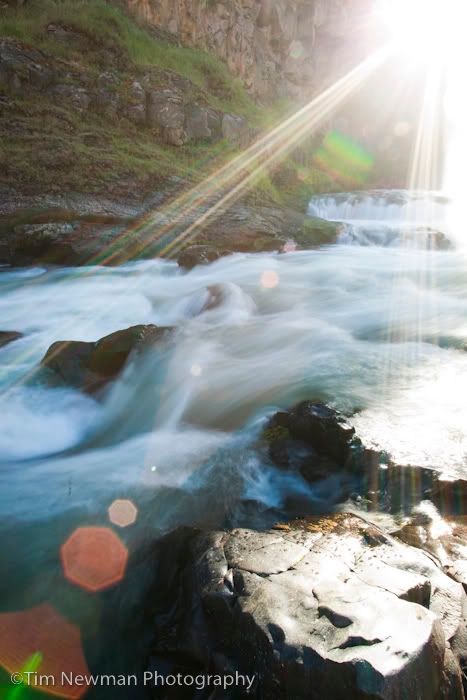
[61,527,128,592]
[0,604,89,699]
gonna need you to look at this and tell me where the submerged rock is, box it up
[0,330,23,348]
[39,324,172,393]
[149,513,467,700]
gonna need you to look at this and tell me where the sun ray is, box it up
[1,45,392,397]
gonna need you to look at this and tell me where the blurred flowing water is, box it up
[0,189,466,696]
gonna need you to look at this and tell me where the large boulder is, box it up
[39,324,172,393]
[148,513,467,700]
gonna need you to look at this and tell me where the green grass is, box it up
[0,0,260,119]
[0,1,342,204]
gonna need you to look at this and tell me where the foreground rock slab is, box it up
[149,513,467,700]
[40,324,172,393]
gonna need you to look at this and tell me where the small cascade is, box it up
[308,190,453,248]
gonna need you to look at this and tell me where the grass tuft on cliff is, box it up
[0,0,258,119]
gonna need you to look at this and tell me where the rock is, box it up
[93,89,119,117]
[163,126,187,146]
[267,401,356,467]
[295,216,343,247]
[0,199,334,267]
[395,506,467,593]
[122,80,146,124]
[416,228,453,250]
[147,88,188,144]
[205,108,222,140]
[0,40,54,92]
[433,478,467,516]
[149,513,467,700]
[184,103,211,142]
[122,102,146,124]
[10,222,77,264]
[221,113,248,145]
[0,331,23,348]
[47,84,91,113]
[39,324,172,393]
[177,245,223,270]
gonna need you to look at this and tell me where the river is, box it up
[0,189,466,697]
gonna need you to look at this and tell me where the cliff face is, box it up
[124,0,374,102]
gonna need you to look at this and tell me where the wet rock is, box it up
[149,513,467,700]
[433,478,467,516]
[39,324,172,394]
[177,244,223,270]
[267,401,356,468]
[0,331,23,348]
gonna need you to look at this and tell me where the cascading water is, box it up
[1,189,466,694]
[308,189,453,247]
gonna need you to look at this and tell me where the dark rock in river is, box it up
[0,330,23,348]
[432,478,467,516]
[177,245,224,270]
[40,324,172,393]
[265,401,356,470]
[149,513,467,700]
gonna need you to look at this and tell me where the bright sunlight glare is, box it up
[377,0,467,62]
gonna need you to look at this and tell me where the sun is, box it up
[377,0,467,63]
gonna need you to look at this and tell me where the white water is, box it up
[0,202,466,509]
[308,189,453,247]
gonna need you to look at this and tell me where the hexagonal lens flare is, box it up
[0,603,89,699]
[61,526,128,592]
[108,499,138,528]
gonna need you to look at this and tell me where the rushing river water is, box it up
[1,189,466,696]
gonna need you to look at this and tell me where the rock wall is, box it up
[123,0,374,102]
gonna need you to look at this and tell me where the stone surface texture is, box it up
[149,513,467,700]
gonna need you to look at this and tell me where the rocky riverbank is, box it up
[0,184,341,266]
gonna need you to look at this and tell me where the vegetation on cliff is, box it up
[0,0,333,209]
